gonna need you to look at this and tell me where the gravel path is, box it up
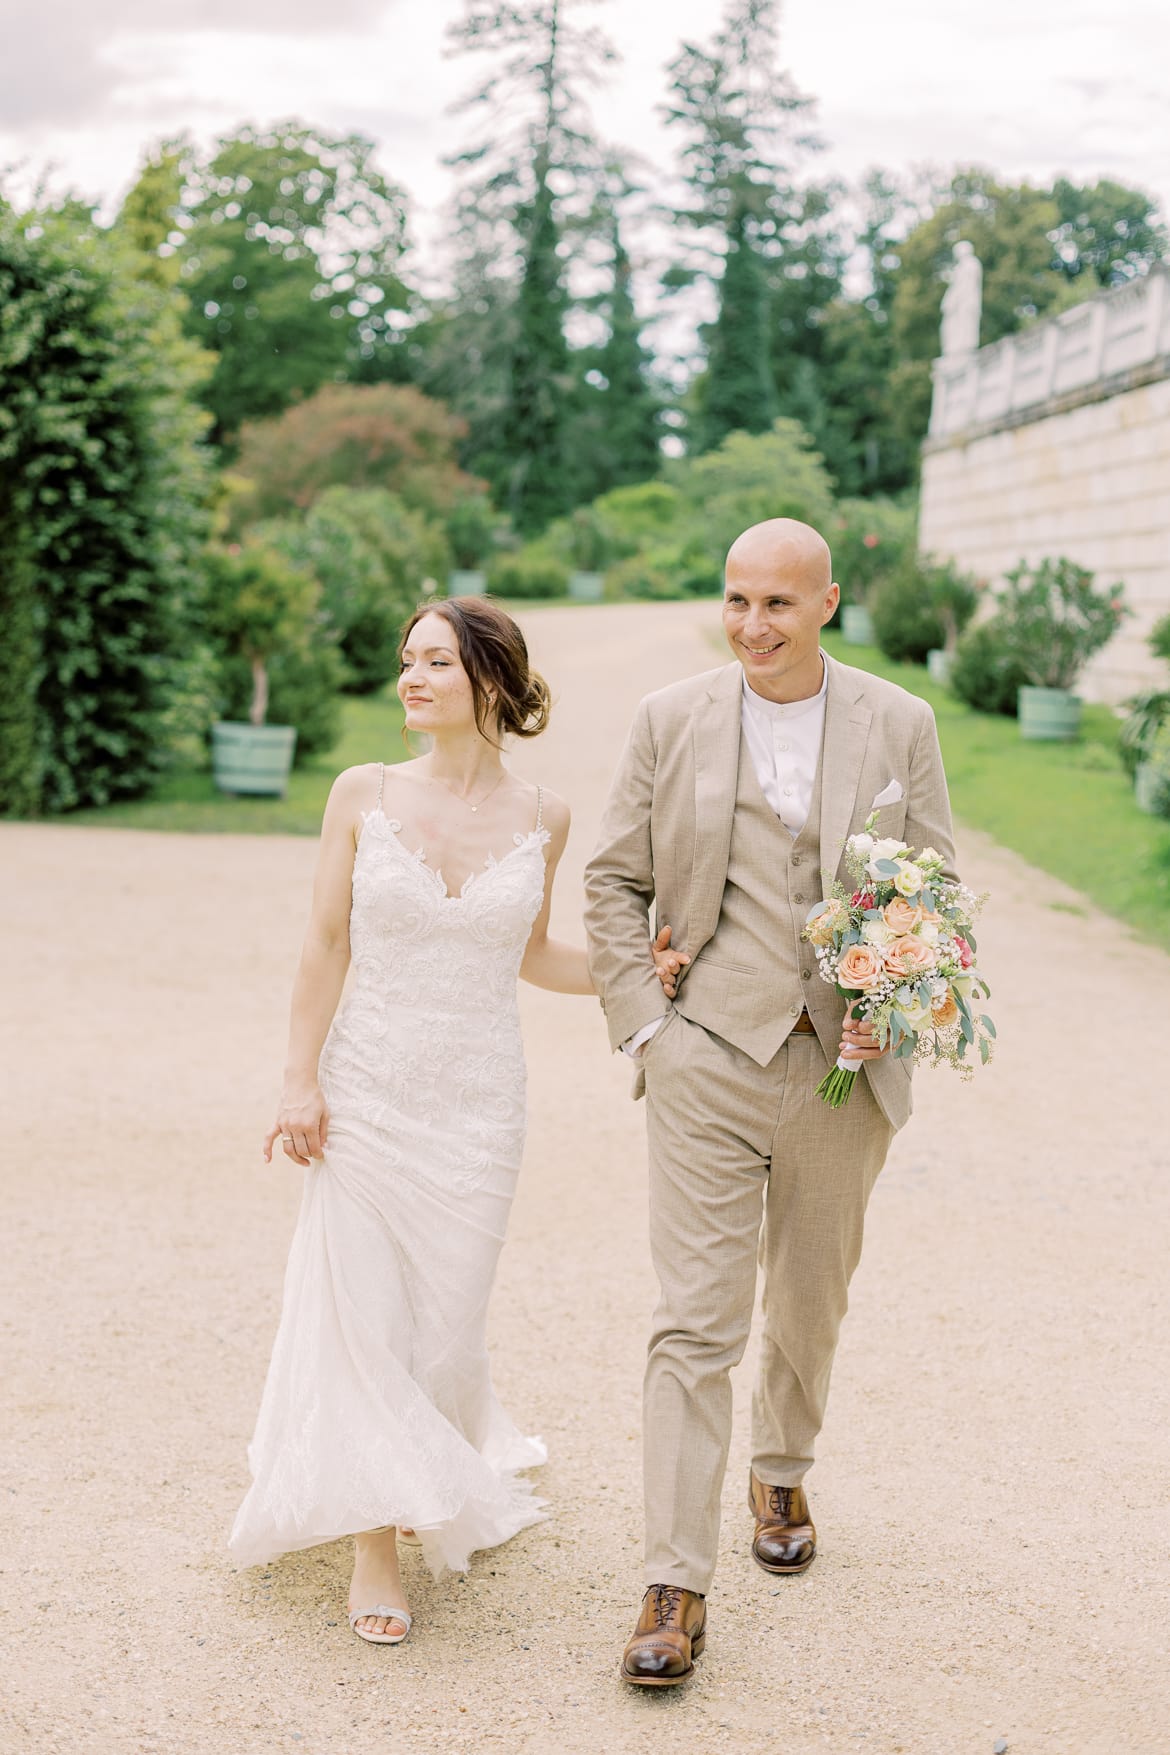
[2,600,1166,1755]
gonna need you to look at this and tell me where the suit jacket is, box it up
[582,651,958,1131]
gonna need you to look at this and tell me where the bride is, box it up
[229,595,681,1645]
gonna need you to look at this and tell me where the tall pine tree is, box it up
[663,0,827,453]
[446,0,614,531]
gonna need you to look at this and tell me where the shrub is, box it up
[871,566,945,665]
[233,383,481,524]
[995,556,1128,690]
[445,493,498,570]
[949,622,1032,717]
[486,548,570,599]
[831,498,918,609]
[0,207,212,813]
[871,556,978,666]
[592,480,684,556]
[606,541,719,601]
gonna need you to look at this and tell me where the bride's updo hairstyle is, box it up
[400,596,552,744]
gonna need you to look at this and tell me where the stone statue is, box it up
[940,241,983,357]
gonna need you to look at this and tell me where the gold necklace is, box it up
[431,768,507,814]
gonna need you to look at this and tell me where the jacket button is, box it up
[801,969,812,981]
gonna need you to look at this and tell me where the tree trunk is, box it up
[249,657,269,727]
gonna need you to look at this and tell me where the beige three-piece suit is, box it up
[584,650,957,1595]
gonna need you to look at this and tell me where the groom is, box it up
[584,518,956,1686]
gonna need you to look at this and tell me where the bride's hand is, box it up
[651,924,690,999]
[263,1082,330,1167]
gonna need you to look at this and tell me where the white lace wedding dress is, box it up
[229,771,549,1575]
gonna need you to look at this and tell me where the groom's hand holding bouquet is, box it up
[804,811,994,1108]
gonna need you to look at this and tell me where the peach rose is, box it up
[805,898,847,947]
[931,992,960,1029]
[883,897,922,934]
[836,943,885,991]
[883,934,936,978]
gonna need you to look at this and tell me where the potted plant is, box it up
[202,542,316,796]
[566,506,609,602]
[831,499,916,646]
[1119,614,1170,809]
[994,557,1128,740]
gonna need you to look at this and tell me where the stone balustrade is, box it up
[928,264,1170,442]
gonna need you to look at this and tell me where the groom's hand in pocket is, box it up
[651,925,690,998]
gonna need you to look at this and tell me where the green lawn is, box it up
[68,688,408,836]
[822,629,1170,951]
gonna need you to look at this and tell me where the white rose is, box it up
[893,862,924,897]
[894,988,931,1029]
[918,920,940,945]
[918,846,944,867]
[866,837,907,878]
[848,832,874,863]
[862,918,894,947]
[929,976,949,999]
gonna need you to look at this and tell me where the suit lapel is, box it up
[819,653,872,885]
[689,663,742,948]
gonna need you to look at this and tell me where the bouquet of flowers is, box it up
[802,814,994,1108]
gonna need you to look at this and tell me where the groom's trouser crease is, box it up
[641,1013,892,1595]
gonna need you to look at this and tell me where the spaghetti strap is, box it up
[376,762,385,812]
[535,785,544,833]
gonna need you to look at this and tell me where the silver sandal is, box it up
[348,1604,413,1646]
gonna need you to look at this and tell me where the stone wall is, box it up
[919,267,1170,703]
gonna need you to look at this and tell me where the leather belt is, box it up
[791,1011,817,1035]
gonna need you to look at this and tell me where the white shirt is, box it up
[738,657,828,836]
[625,656,828,1055]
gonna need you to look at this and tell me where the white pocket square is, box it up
[871,778,904,808]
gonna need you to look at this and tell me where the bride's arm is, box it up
[520,793,688,998]
[262,767,366,1166]
[519,793,594,995]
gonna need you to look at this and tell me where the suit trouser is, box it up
[640,1010,895,1595]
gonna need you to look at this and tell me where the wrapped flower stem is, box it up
[815,1055,862,1109]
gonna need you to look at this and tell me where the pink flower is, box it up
[954,935,974,969]
[863,534,879,549]
[852,890,876,909]
[836,943,885,992]
[883,934,936,978]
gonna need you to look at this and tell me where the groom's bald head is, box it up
[722,518,838,702]
[725,519,833,594]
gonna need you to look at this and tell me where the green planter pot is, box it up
[841,604,874,646]
[447,569,487,597]
[1017,686,1082,741]
[568,569,604,602]
[212,722,298,797]
[926,648,952,685]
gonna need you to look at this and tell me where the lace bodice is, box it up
[347,807,550,1019]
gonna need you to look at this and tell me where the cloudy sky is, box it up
[2,0,1168,273]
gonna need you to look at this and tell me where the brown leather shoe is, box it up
[749,1471,817,1574]
[620,1584,707,1687]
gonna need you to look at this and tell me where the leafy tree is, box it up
[0,206,212,814]
[699,196,777,449]
[662,0,826,451]
[668,416,834,565]
[1050,177,1168,286]
[119,125,411,442]
[446,0,615,529]
[568,189,662,503]
[231,383,481,524]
